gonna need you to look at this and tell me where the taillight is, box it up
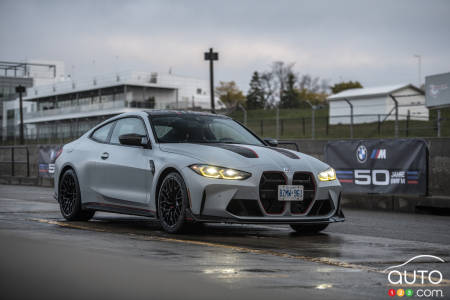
[55,148,63,161]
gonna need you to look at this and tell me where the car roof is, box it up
[144,110,230,118]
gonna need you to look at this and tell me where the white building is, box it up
[2,70,217,141]
[0,59,63,141]
[327,84,428,125]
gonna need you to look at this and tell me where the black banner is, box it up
[325,139,428,195]
[38,145,62,178]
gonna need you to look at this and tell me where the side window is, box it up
[110,118,147,144]
[91,121,115,143]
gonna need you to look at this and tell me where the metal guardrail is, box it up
[278,141,300,152]
[0,146,30,177]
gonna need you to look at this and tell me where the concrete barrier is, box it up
[1,138,449,212]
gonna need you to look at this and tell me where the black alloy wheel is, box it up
[59,169,95,221]
[157,172,188,233]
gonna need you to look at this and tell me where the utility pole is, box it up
[16,85,26,145]
[204,48,218,113]
[413,54,422,87]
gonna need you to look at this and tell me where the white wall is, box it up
[158,74,220,109]
[387,87,428,121]
[329,96,387,124]
[329,87,428,125]
[2,99,35,127]
[2,99,35,139]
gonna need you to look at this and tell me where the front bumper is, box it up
[181,167,345,224]
[189,208,345,224]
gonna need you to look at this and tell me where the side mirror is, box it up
[264,138,278,147]
[119,134,151,148]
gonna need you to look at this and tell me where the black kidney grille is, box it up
[291,172,316,214]
[259,172,287,214]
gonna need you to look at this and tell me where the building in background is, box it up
[0,60,62,141]
[327,84,428,125]
[2,70,216,142]
[25,60,65,86]
[0,60,64,140]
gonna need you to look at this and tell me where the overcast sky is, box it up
[1,0,449,91]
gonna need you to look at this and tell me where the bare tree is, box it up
[260,71,277,108]
[299,74,324,93]
[248,61,330,108]
[271,61,295,103]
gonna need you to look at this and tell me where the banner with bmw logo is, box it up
[325,139,428,195]
[38,145,62,178]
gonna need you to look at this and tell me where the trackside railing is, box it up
[0,146,30,177]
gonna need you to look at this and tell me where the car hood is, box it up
[158,143,329,174]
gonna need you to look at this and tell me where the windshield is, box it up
[150,114,264,146]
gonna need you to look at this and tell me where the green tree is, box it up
[246,71,266,109]
[331,81,363,94]
[215,81,246,111]
[279,72,301,108]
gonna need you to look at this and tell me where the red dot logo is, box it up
[388,289,396,297]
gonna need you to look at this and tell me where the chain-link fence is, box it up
[1,119,104,145]
[230,109,449,140]
[1,108,448,145]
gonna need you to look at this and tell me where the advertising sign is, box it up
[325,139,428,195]
[425,72,450,108]
[38,145,62,178]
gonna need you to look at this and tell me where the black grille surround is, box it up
[307,198,335,216]
[291,172,316,214]
[258,172,287,214]
[226,199,264,217]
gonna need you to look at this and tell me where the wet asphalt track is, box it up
[0,184,449,300]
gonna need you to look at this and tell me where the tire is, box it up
[289,223,329,234]
[58,169,95,221]
[157,172,188,233]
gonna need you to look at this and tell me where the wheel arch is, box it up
[58,163,77,183]
[154,166,186,218]
[57,163,78,202]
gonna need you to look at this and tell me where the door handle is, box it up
[101,152,109,160]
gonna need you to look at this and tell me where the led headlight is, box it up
[190,164,251,180]
[318,167,336,181]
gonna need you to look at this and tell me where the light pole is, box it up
[204,48,218,113]
[413,54,422,87]
[15,85,26,145]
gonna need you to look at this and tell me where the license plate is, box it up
[278,185,304,201]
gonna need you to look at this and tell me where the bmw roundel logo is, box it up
[356,145,368,163]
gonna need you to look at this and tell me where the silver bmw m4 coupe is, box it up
[54,110,344,233]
